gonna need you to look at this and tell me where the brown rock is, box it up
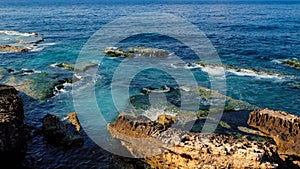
[248,108,300,157]
[67,112,81,132]
[0,44,29,53]
[157,114,176,126]
[108,114,282,169]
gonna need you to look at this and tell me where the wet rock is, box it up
[53,62,98,72]
[103,46,169,58]
[42,114,83,148]
[0,30,44,53]
[127,46,169,57]
[103,47,130,57]
[0,44,29,52]
[0,85,25,152]
[283,59,300,69]
[108,114,283,169]
[248,108,300,158]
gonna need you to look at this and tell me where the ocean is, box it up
[0,0,299,168]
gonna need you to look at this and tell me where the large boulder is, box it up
[0,85,24,152]
[248,109,300,159]
[108,114,284,169]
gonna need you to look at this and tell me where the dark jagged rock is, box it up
[42,114,83,148]
[108,114,284,169]
[248,108,300,165]
[0,85,25,152]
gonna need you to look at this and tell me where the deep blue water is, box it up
[0,0,299,168]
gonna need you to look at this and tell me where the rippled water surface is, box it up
[0,0,299,168]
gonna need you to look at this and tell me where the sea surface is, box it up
[0,0,299,168]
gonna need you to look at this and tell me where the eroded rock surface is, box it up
[108,114,282,169]
[248,108,300,157]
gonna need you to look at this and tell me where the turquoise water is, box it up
[0,0,299,168]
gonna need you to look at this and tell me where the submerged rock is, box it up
[0,85,25,152]
[108,114,283,169]
[3,71,72,101]
[248,109,300,160]
[53,62,98,72]
[130,86,258,113]
[42,114,83,148]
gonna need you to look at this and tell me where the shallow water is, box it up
[0,0,299,168]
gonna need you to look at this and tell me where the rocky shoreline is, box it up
[107,111,300,169]
[0,84,299,168]
[0,30,44,53]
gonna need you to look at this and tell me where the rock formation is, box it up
[282,59,300,69]
[248,108,300,166]
[42,114,83,148]
[67,112,81,132]
[103,46,169,58]
[0,30,44,53]
[0,44,29,52]
[0,85,25,152]
[108,114,283,169]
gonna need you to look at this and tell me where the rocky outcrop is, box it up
[283,59,300,69]
[248,108,300,157]
[52,62,98,72]
[0,44,29,52]
[0,30,44,53]
[42,114,83,148]
[0,85,24,152]
[103,46,169,58]
[108,114,283,169]
[67,112,81,132]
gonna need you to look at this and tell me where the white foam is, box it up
[50,63,58,67]
[201,66,226,76]
[40,42,56,46]
[0,30,39,37]
[227,68,282,79]
[271,59,282,64]
[143,107,177,121]
[29,46,44,52]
